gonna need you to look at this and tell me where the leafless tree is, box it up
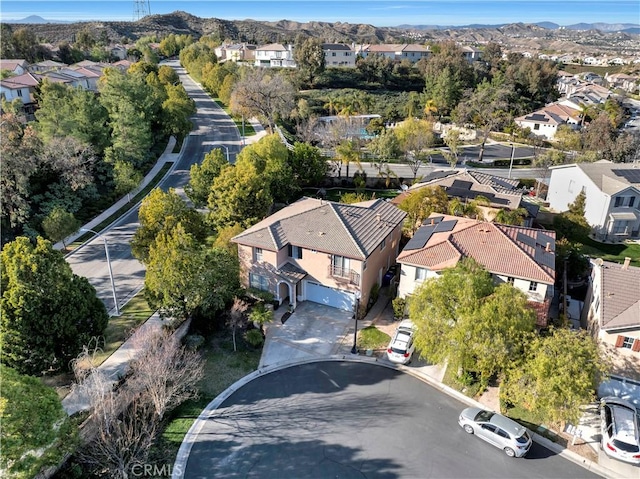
[230,68,296,133]
[129,328,205,421]
[71,328,204,478]
[72,347,158,479]
[228,297,249,352]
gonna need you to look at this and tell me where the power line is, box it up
[133,0,151,21]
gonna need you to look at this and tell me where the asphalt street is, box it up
[66,60,237,312]
[182,361,601,479]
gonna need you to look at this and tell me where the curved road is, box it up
[179,361,600,479]
[67,60,241,312]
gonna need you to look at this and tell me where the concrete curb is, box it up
[171,356,614,479]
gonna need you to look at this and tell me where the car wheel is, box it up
[504,447,515,457]
[463,424,474,434]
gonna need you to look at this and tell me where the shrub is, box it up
[392,297,406,319]
[244,329,264,347]
[246,288,275,303]
[369,283,380,306]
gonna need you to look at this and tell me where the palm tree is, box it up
[424,99,438,120]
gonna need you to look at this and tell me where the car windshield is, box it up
[391,346,407,354]
[474,410,495,423]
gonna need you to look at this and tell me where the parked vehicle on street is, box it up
[600,397,640,465]
[458,407,532,458]
[386,320,416,364]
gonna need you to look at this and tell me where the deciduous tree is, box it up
[501,328,609,426]
[41,206,80,249]
[186,148,228,207]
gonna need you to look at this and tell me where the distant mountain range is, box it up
[397,22,640,34]
[8,15,640,33]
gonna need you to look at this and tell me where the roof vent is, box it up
[319,231,325,236]
[376,213,381,223]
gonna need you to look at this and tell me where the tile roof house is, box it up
[391,170,539,226]
[397,214,556,326]
[515,102,582,139]
[215,43,257,63]
[358,44,431,63]
[231,197,406,312]
[547,161,640,241]
[582,258,640,382]
[0,59,28,75]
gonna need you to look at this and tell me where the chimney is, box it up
[376,213,381,223]
[430,218,435,225]
[545,242,551,252]
[622,257,631,270]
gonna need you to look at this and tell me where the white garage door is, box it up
[306,281,356,312]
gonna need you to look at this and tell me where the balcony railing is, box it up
[329,265,360,286]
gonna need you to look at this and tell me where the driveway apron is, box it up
[259,302,354,369]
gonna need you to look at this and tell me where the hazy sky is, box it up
[1,0,639,26]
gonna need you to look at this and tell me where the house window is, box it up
[415,267,427,281]
[288,245,303,259]
[17,89,22,97]
[380,238,386,251]
[363,260,367,271]
[614,196,623,207]
[630,196,636,208]
[529,281,538,292]
[534,124,540,130]
[249,273,269,291]
[507,277,515,285]
[332,255,350,277]
[253,247,263,262]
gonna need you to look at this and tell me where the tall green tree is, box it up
[208,162,273,229]
[41,206,80,250]
[502,328,609,426]
[145,224,240,320]
[409,259,494,363]
[1,237,108,374]
[131,188,206,263]
[294,37,325,85]
[161,82,195,138]
[289,142,328,187]
[0,365,77,479]
[186,148,228,208]
[423,42,474,116]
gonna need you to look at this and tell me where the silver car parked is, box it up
[458,407,532,457]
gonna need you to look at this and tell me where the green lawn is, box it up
[213,99,257,136]
[90,292,155,366]
[357,326,390,350]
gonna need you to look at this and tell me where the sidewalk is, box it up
[54,136,181,251]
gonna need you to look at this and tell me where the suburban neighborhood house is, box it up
[322,43,356,68]
[391,169,539,226]
[231,197,407,312]
[253,43,295,68]
[396,214,556,326]
[515,102,582,140]
[581,258,640,384]
[547,161,640,241]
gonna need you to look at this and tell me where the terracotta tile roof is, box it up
[232,197,406,259]
[398,214,556,284]
[599,260,640,330]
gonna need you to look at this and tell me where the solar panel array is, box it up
[404,217,458,250]
[612,169,640,184]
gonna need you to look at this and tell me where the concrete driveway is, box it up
[259,302,354,369]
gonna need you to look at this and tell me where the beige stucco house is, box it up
[397,213,556,326]
[582,258,640,383]
[231,197,406,313]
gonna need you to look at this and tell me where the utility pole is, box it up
[133,0,151,20]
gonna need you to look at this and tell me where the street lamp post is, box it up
[508,143,516,179]
[81,228,120,316]
[218,145,230,163]
[351,298,360,354]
